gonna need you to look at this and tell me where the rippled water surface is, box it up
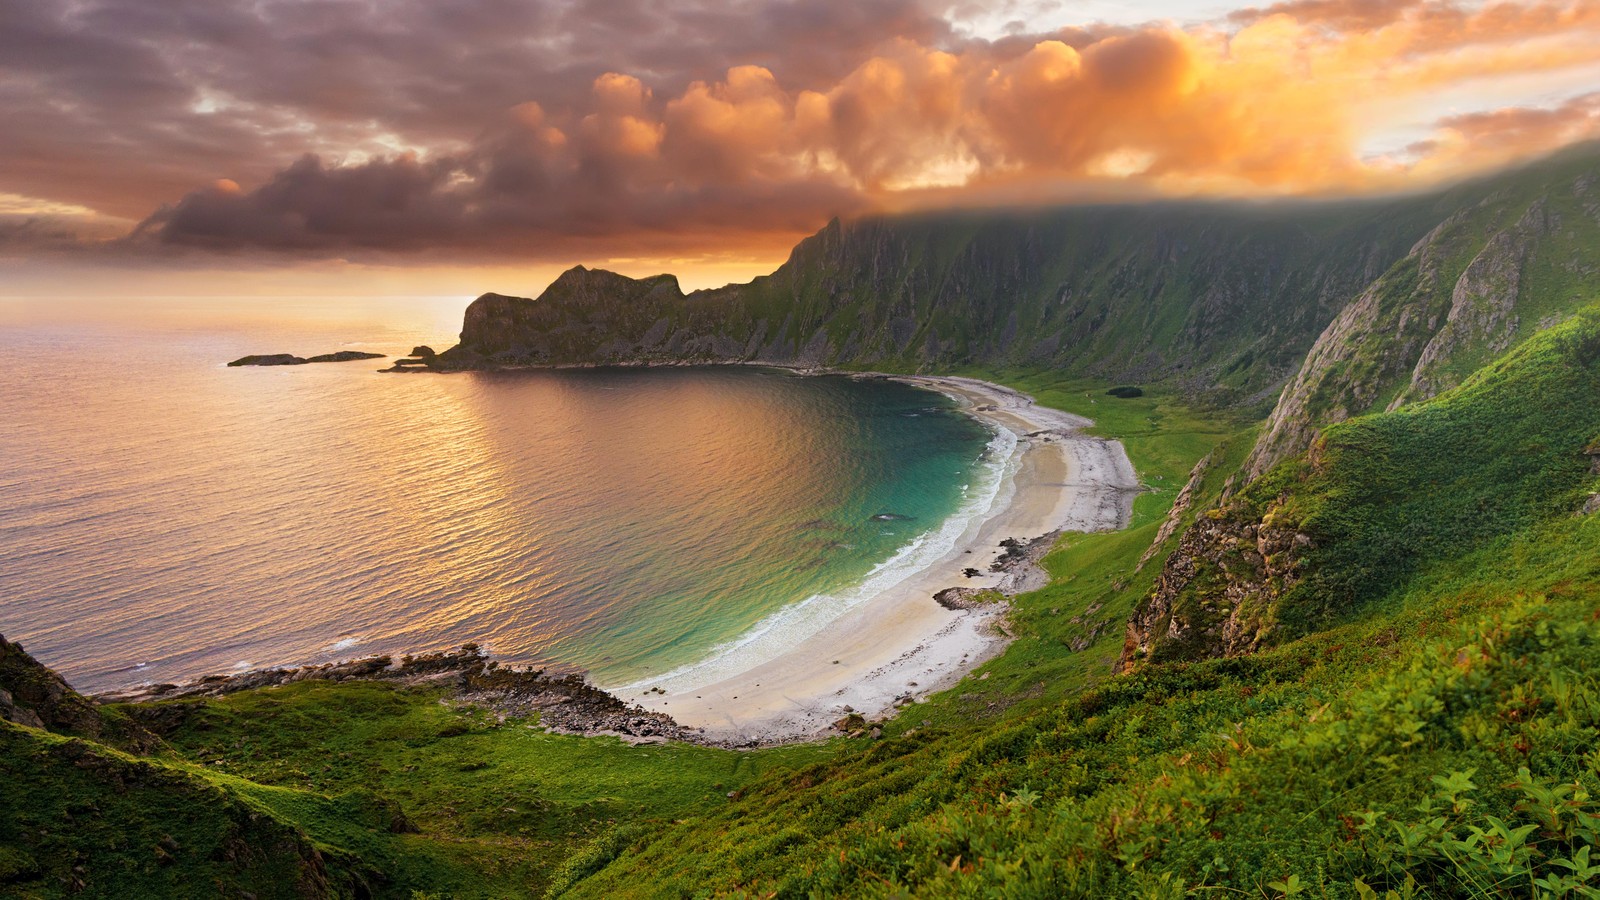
[0,296,991,692]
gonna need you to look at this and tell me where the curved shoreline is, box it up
[610,373,1141,744]
[96,370,1141,748]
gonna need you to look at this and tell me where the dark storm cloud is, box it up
[132,148,865,258]
[0,0,951,221]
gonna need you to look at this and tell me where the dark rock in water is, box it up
[304,351,386,364]
[410,345,437,358]
[229,351,385,366]
[1106,386,1144,398]
[228,353,305,366]
[871,512,914,521]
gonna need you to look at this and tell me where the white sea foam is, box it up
[327,636,362,653]
[611,424,1021,695]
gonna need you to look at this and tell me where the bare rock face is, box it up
[1117,494,1313,673]
[0,634,154,749]
[1242,186,1578,483]
[1389,199,1551,408]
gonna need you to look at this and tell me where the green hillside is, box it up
[7,310,1597,898]
[430,145,1600,415]
[545,306,1600,898]
[8,149,1600,897]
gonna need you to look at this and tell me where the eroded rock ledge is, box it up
[97,645,720,746]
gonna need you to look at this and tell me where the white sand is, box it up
[610,375,1140,744]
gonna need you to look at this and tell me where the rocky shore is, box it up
[99,645,715,746]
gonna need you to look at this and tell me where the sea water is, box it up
[0,295,996,693]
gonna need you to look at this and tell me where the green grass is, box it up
[551,510,1600,899]
[8,283,1600,897]
[0,721,380,898]
[144,680,836,897]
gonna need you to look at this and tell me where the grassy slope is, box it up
[8,312,1599,897]
[0,372,1233,899]
[1253,306,1600,635]
[557,523,1600,898]
[138,682,836,898]
[550,312,1600,898]
[0,722,381,898]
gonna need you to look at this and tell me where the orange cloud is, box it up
[80,1,1600,265]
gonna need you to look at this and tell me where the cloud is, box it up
[0,0,951,221]
[6,0,1600,264]
[1406,92,1600,174]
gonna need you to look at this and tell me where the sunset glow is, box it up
[3,0,1599,290]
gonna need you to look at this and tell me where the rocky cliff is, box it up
[1242,146,1600,479]
[1121,307,1600,671]
[430,201,1447,405]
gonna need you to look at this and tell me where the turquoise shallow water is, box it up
[0,296,993,692]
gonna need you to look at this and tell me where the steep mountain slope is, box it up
[429,145,1600,416]
[432,201,1441,405]
[1245,144,1600,477]
[1120,307,1600,668]
[546,302,1600,899]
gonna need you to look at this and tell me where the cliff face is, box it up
[1119,495,1313,668]
[1242,149,1600,479]
[0,634,147,747]
[435,202,1442,403]
[1121,307,1600,672]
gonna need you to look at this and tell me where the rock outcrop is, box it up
[1117,496,1313,672]
[101,644,705,745]
[0,634,145,742]
[1243,151,1600,482]
[228,351,385,366]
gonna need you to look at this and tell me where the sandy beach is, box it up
[612,375,1140,744]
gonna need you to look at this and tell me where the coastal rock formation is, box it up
[102,644,705,745]
[1117,498,1311,672]
[1,634,102,734]
[228,351,385,366]
[418,199,1441,404]
[0,634,154,750]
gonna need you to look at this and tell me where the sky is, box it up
[3,0,1600,295]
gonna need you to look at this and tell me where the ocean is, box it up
[0,295,1001,693]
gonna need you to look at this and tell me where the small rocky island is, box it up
[227,351,386,366]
